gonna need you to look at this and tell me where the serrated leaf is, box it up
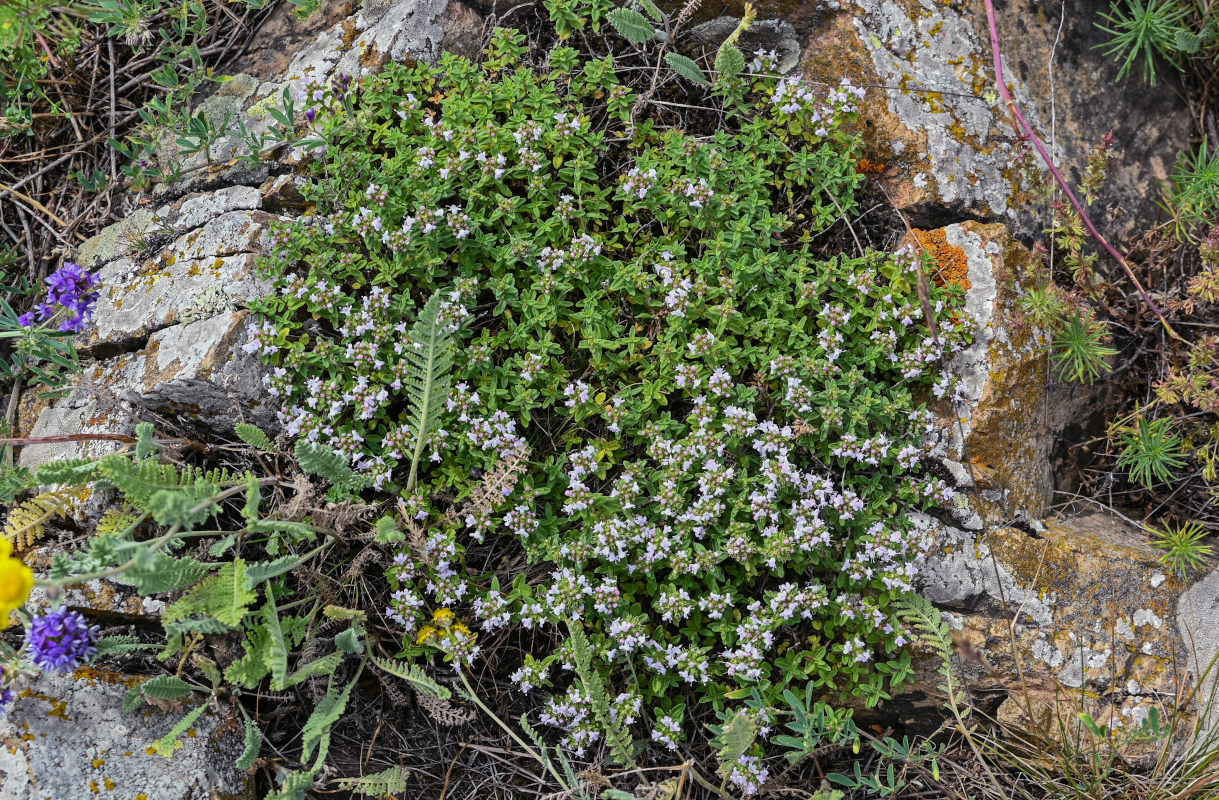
[715,44,746,79]
[135,422,159,460]
[1175,29,1202,55]
[664,53,710,85]
[243,555,303,589]
[117,554,211,595]
[242,475,261,522]
[638,0,663,22]
[374,515,404,544]
[335,626,364,655]
[334,766,409,795]
[209,534,237,557]
[607,8,657,44]
[236,716,262,770]
[150,702,209,756]
[283,651,344,687]
[163,559,256,629]
[263,587,289,690]
[402,292,456,493]
[124,675,194,712]
[95,635,156,659]
[301,680,354,761]
[235,422,276,452]
[370,656,450,699]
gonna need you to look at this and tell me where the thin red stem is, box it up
[982,0,1183,342]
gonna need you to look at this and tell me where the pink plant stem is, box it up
[981,0,1183,342]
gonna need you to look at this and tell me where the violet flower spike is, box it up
[25,606,100,673]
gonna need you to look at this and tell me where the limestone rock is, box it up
[795,0,1191,239]
[85,210,280,351]
[0,668,253,800]
[910,221,1052,520]
[20,310,272,471]
[915,512,1201,757]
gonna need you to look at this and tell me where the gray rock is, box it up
[797,0,1191,240]
[689,17,802,74]
[1178,566,1219,733]
[82,209,280,352]
[0,669,253,800]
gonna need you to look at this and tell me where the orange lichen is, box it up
[856,158,886,174]
[910,228,972,289]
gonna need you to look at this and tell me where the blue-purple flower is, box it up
[25,607,100,673]
[17,262,100,333]
[0,686,14,714]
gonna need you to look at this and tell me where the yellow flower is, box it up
[416,625,439,646]
[0,538,34,629]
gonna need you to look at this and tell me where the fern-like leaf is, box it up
[163,559,256,628]
[236,715,262,770]
[3,489,77,549]
[124,675,195,712]
[135,421,160,460]
[95,634,155,660]
[301,679,354,761]
[295,440,372,499]
[665,53,710,85]
[607,8,657,43]
[715,44,746,79]
[334,767,410,795]
[569,621,634,766]
[402,291,455,492]
[714,710,758,782]
[116,553,211,595]
[370,655,451,699]
[150,702,209,756]
[235,422,276,452]
[33,457,101,486]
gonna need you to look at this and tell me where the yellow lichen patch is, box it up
[73,665,143,687]
[91,757,105,768]
[104,777,116,791]
[910,228,972,289]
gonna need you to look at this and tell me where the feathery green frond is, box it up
[235,422,277,452]
[402,291,455,492]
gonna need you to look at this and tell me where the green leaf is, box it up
[370,656,450,699]
[164,559,256,628]
[301,680,354,761]
[334,766,409,795]
[135,422,160,460]
[95,635,156,659]
[664,53,710,85]
[335,626,364,655]
[150,703,209,756]
[374,515,404,544]
[606,8,657,44]
[243,555,304,589]
[715,44,746,79]
[236,715,262,770]
[124,675,195,713]
[295,440,372,498]
[283,651,344,687]
[638,0,663,22]
[117,555,211,595]
[263,587,290,690]
[402,291,456,493]
[235,423,276,452]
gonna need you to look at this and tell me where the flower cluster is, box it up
[256,39,971,783]
[25,606,99,673]
[17,263,100,332]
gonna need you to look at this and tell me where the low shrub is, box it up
[252,28,971,774]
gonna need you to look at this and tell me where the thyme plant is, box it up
[252,29,971,781]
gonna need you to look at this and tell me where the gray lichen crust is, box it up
[0,670,253,800]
